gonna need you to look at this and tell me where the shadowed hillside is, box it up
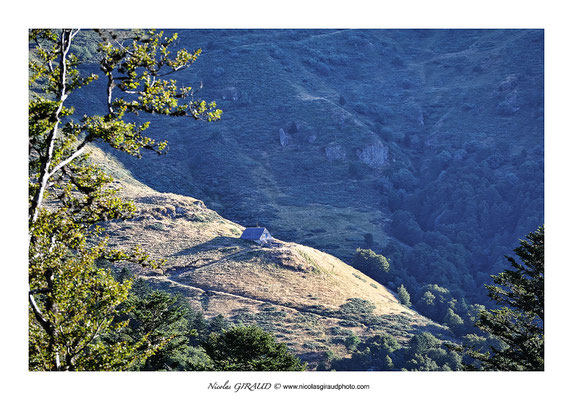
[75,28,543,323]
[91,145,449,368]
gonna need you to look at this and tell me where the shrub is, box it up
[339,298,376,317]
[344,332,360,351]
[352,248,390,281]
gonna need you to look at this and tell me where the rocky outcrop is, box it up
[496,91,520,115]
[356,142,388,168]
[498,74,519,92]
[216,87,239,101]
[280,121,318,146]
[279,128,290,147]
[325,143,347,161]
[496,75,522,115]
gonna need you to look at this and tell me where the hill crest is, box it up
[91,145,449,367]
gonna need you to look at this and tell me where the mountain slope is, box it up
[73,29,544,314]
[74,30,543,312]
[91,145,448,367]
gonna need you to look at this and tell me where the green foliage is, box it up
[331,331,461,371]
[444,308,464,328]
[202,325,306,371]
[390,210,425,246]
[28,243,148,371]
[417,291,436,311]
[206,314,231,338]
[396,284,411,307]
[403,332,462,371]
[391,168,418,190]
[37,264,306,372]
[339,297,376,317]
[331,334,399,371]
[110,279,207,371]
[28,29,221,370]
[413,284,456,320]
[352,248,390,282]
[343,332,361,351]
[464,226,544,371]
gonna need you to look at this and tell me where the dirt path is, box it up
[142,274,427,331]
[146,274,329,316]
[165,248,252,276]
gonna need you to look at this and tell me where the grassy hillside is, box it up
[74,28,543,329]
[91,146,448,368]
[76,29,542,270]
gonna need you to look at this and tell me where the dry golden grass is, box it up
[90,145,447,368]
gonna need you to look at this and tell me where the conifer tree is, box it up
[465,226,544,370]
[202,326,306,371]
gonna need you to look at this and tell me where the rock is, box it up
[217,87,239,101]
[279,128,290,147]
[496,91,520,115]
[307,134,317,143]
[356,142,388,168]
[496,101,520,115]
[498,74,519,92]
[325,143,346,161]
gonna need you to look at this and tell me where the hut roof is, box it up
[240,227,269,240]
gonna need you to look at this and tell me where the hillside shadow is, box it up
[171,236,248,257]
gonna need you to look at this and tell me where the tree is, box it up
[343,332,361,351]
[28,29,221,370]
[331,334,400,371]
[28,244,150,370]
[389,210,423,245]
[444,308,464,332]
[352,248,390,282]
[396,284,411,307]
[464,226,544,370]
[202,326,306,371]
[415,290,436,318]
[404,332,461,371]
[111,279,203,371]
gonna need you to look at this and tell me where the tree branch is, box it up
[29,292,51,334]
[45,141,89,181]
[29,29,74,227]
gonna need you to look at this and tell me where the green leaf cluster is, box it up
[28,29,220,370]
[352,248,390,282]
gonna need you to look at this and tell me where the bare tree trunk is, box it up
[29,29,73,227]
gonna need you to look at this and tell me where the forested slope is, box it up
[75,28,543,341]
